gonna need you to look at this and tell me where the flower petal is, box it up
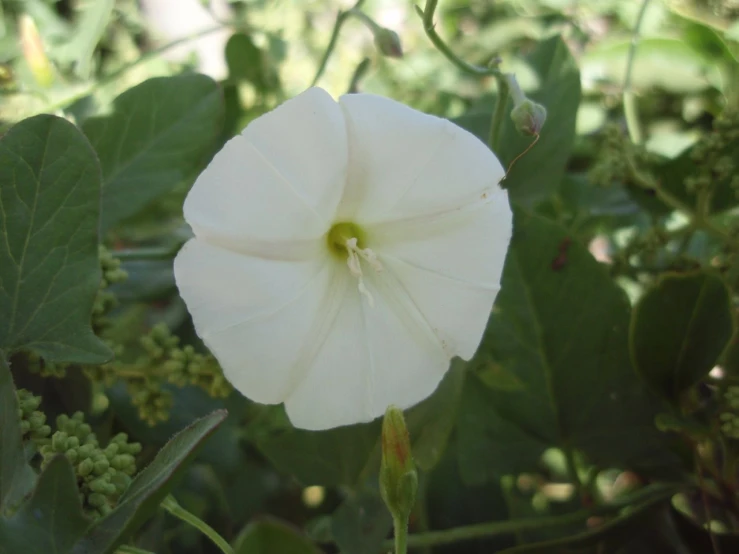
[284,277,449,431]
[184,87,347,252]
[337,93,505,224]
[173,238,336,404]
[370,198,511,360]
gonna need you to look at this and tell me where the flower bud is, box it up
[373,27,403,59]
[504,73,547,136]
[511,100,547,136]
[19,14,53,88]
[379,406,417,521]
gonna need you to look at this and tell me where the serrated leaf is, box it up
[454,36,580,205]
[0,356,36,514]
[233,518,321,554]
[456,209,673,486]
[71,410,227,554]
[0,456,89,554]
[0,114,110,363]
[630,272,735,403]
[82,74,223,232]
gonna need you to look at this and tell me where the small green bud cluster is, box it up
[25,350,68,378]
[93,245,128,328]
[720,386,739,440]
[16,389,51,446]
[685,109,739,198]
[129,323,231,425]
[40,412,141,518]
[587,124,657,189]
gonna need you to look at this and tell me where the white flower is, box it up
[174,87,512,431]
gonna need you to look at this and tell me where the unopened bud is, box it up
[511,100,547,136]
[373,27,403,58]
[504,72,547,136]
[19,15,53,88]
[379,406,417,521]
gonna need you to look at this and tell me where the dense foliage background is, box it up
[1,0,739,553]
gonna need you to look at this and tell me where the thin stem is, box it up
[623,0,651,144]
[489,73,510,152]
[394,515,409,554]
[564,446,587,505]
[117,547,156,554]
[415,0,500,77]
[162,495,234,554]
[380,483,682,550]
[311,0,366,86]
[114,245,183,261]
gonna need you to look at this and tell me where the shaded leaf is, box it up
[454,36,580,205]
[630,272,735,403]
[82,74,223,231]
[256,416,380,487]
[457,209,673,485]
[331,492,392,554]
[0,356,36,514]
[72,410,227,554]
[0,456,89,554]
[233,518,321,554]
[0,114,110,363]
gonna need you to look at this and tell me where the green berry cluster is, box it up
[720,386,739,440]
[685,109,739,197]
[40,412,141,518]
[93,245,128,329]
[16,389,51,446]
[25,350,68,378]
[587,124,658,189]
[130,323,231,425]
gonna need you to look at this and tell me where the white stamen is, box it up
[344,237,383,306]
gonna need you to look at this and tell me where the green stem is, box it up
[415,0,500,77]
[489,73,510,152]
[114,245,183,261]
[161,495,234,554]
[623,0,651,144]
[380,483,682,550]
[310,0,366,86]
[117,546,156,554]
[563,446,587,505]
[394,515,408,554]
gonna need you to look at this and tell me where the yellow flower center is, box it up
[326,221,383,306]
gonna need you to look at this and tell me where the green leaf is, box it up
[582,38,721,93]
[256,417,380,487]
[331,492,392,554]
[456,208,673,485]
[454,36,581,205]
[72,410,227,554]
[225,33,279,92]
[0,356,36,514]
[0,456,89,554]
[404,362,466,472]
[233,518,321,554]
[0,114,110,363]
[630,272,735,403]
[82,74,224,232]
[56,0,114,79]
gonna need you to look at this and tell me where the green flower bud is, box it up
[379,406,417,522]
[88,492,108,508]
[78,458,95,477]
[504,72,547,136]
[373,27,403,58]
[52,432,68,451]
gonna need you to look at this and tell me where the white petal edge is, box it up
[336,92,506,224]
[284,275,449,431]
[173,238,335,404]
[184,87,348,252]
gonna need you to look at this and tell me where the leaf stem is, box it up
[310,0,366,86]
[117,547,156,554]
[623,0,651,144]
[564,446,587,505]
[415,0,500,77]
[380,483,682,550]
[161,494,234,554]
[489,73,510,152]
